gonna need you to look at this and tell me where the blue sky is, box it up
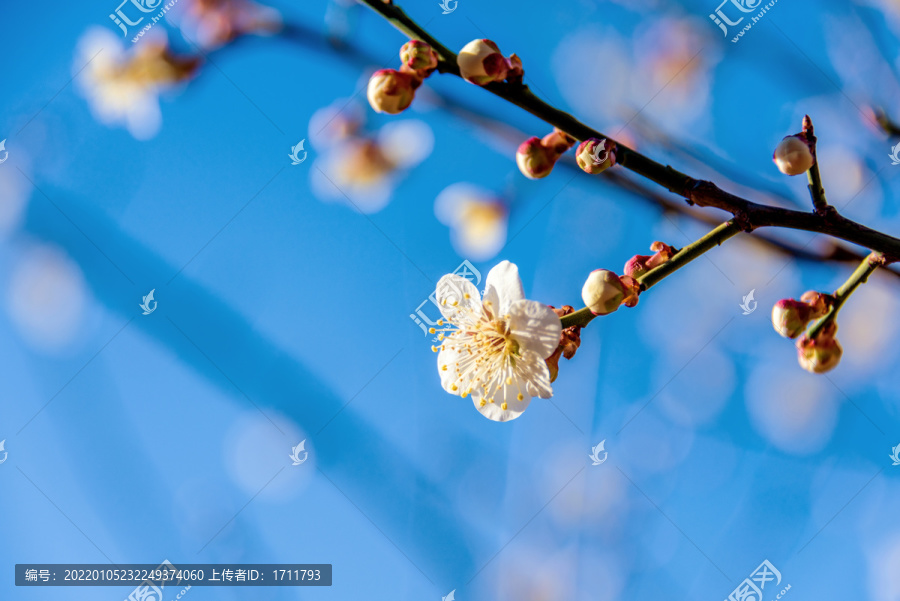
[2,0,900,599]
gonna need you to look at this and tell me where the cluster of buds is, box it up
[581,269,641,315]
[773,118,815,176]
[771,291,831,339]
[545,306,582,382]
[516,128,577,179]
[623,241,677,279]
[575,138,617,175]
[457,39,523,86]
[771,291,842,373]
[367,40,439,114]
[796,322,843,374]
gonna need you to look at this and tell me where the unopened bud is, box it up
[400,40,438,72]
[366,69,419,114]
[771,291,831,339]
[582,269,627,315]
[773,133,814,176]
[457,39,523,85]
[516,137,555,179]
[516,128,575,179]
[796,322,842,374]
[575,138,617,174]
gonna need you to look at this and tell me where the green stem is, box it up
[806,251,884,339]
[560,220,743,328]
[806,162,829,215]
[802,116,830,215]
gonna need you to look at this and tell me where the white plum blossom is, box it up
[433,261,561,422]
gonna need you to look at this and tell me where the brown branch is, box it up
[356,0,900,262]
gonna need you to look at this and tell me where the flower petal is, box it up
[483,260,524,316]
[507,300,562,359]
[472,384,532,422]
[435,274,482,322]
[437,343,467,395]
[517,349,554,399]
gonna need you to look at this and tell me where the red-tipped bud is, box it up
[575,138,617,174]
[400,40,438,72]
[367,69,419,114]
[516,128,576,179]
[796,322,842,374]
[516,137,555,179]
[457,39,523,85]
[771,291,831,339]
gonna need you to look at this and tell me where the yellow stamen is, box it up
[517,393,524,401]
[501,402,508,410]
[429,327,436,334]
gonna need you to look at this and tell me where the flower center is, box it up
[433,305,526,410]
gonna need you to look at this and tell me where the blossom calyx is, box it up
[457,39,523,85]
[545,306,582,383]
[773,133,814,176]
[575,138,617,174]
[367,69,420,114]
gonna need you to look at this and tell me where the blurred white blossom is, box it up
[435,183,508,261]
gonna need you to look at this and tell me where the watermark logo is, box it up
[740,289,757,315]
[290,440,309,466]
[710,0,778,42]
[410,260,481,340]
[724,560,790,601]
[140,289,157,315]
[109,0,180,43]
[442,590,456,601]
[591,139,611,165]
[889,143,900,166]
[125,559,189,601]
[589,440,608,465]
[0,440,7,465]
[890,444,900,466]
[289,140,308,165]
[438,0,458,14]
[0,139,8,164]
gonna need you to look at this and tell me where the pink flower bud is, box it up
[623,241,676,278]
[771,291,831,339]
[515,128,576,179]
[582,269,627,315]
[575,138,617,174]
[773,133,814,176]
[366,69,419,114]
[457,39,523,85]
[516,137,556,179]
[796,323,842,374]
[400,40,438,72]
